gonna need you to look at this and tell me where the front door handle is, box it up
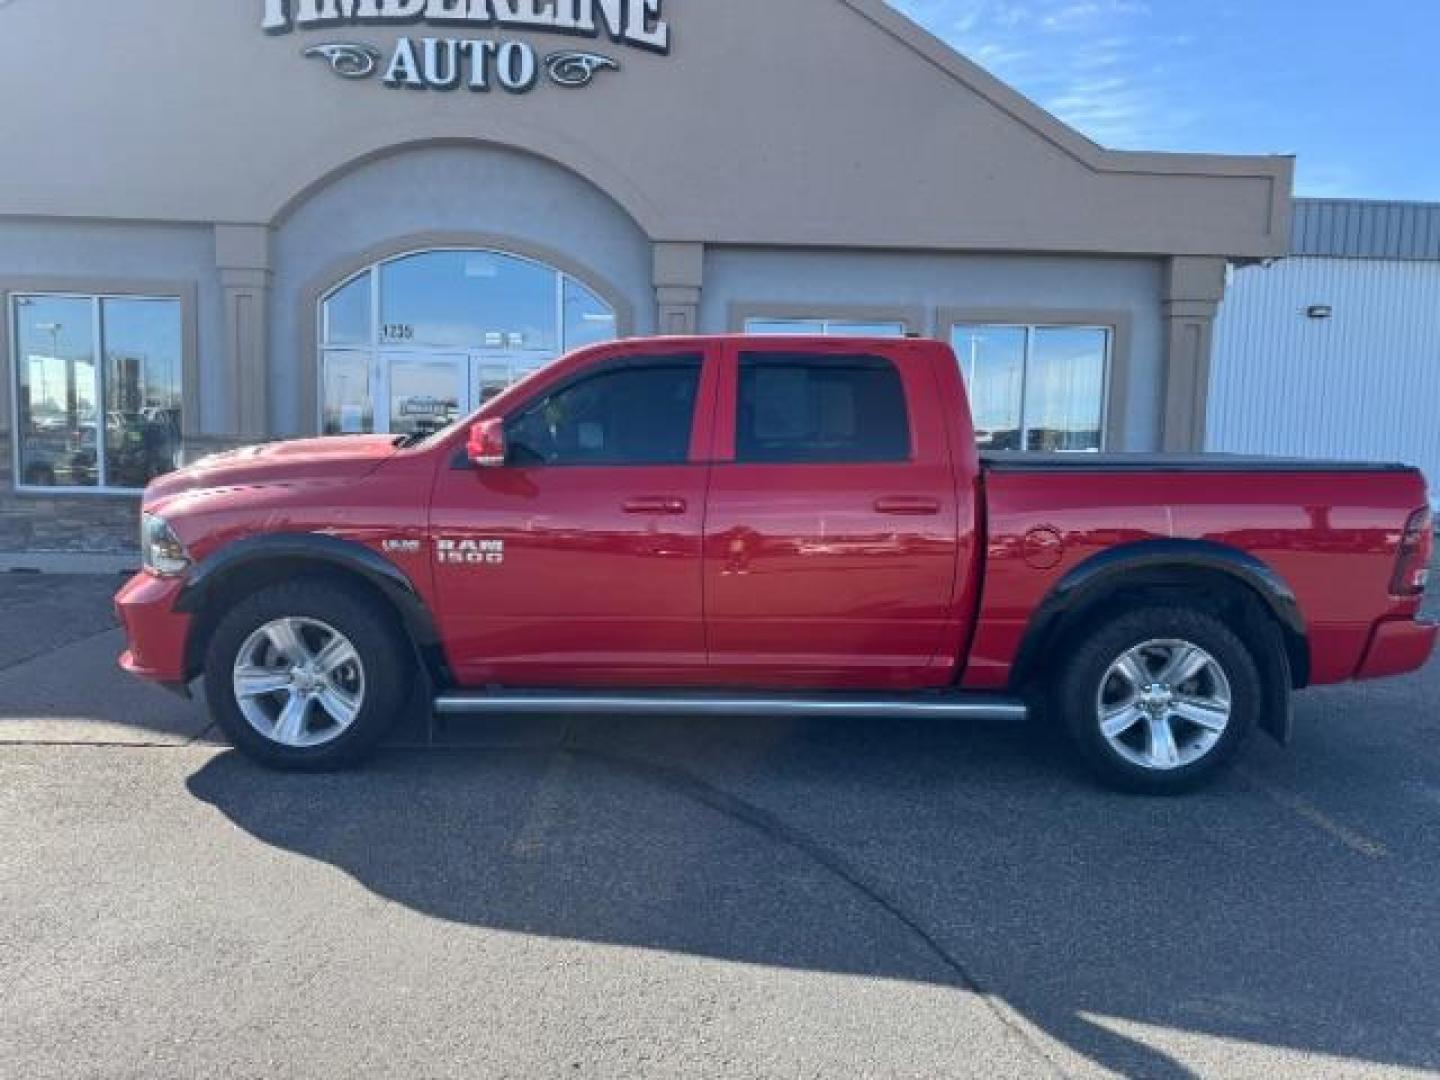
[623,497,688,515]
[874,496,941,516]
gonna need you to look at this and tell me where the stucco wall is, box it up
[0,0,1289,258]
[702,248,1167,451]
[269,143,655,436]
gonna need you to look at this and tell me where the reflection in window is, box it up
[12,294,183,490]
[951,324,1110,452]
[737,353,911,464]
[745,317,907,338]
[319,249,619,436]
[1027,328,1108,452]
[388,357,463,440]
[101,298,184,489]
[322,352,373,435]
[506,359,701,467]
[952,326,1026,451]
[474,363,512,407]
[323,272,371,347]
[380,250,557,352]
[564,278,618,351]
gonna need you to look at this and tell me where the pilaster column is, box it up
[215,224,272,440]
[1161,256,1228,453]
[653,242,704,335]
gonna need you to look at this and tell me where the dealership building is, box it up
[0,0,1295,561]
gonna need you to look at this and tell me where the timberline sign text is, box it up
[262,0,672,55]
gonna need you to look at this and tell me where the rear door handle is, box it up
[874,496,941,516]
[623,497,688,515]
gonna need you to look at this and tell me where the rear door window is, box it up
[736,353,911,464]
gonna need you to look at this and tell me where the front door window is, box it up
[319,249,617,436]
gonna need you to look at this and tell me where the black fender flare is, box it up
[175,532,449,685]
[1010,538,1308,742]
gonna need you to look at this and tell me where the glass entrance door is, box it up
[382,354,466,439]
[318,248,618,437]
[471,351,552,408]
[375,351,557,439]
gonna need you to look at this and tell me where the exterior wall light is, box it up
[1306,305,1334,319]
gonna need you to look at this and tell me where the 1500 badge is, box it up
[437,539,506,566]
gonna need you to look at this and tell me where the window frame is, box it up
[502,353,706,469]
[942,309,1128,453]
[731,302,924,339]
[314,245,624,437]
[733,350,915,466]
[5,285,194,496]
[742,316,911,338]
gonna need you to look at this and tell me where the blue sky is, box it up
[890,0,1440,200]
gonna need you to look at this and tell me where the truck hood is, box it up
[146,435,400,503]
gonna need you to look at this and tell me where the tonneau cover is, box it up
[980,452,1417,474]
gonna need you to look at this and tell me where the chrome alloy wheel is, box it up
[1095,639,1232,772]
[232,617,366,749]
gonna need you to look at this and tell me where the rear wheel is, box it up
[1052,605,1261,794]
[204,580,413,770]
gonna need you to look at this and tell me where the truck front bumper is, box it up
[114,571,192,688]
[1355,617,1438,681]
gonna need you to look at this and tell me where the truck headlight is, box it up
[141,513,191,577]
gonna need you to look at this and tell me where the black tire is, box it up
[203,579,414,770]
[1051,605,1261,795]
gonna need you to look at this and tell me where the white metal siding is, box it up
[1211,257,1440,504]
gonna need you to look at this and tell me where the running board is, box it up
[433,690,1028,722]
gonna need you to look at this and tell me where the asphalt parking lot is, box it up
[2,572,1438,1078]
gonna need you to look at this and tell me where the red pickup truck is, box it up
[116,336,1436,793]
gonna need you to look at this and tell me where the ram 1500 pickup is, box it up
[116,336,1436,793]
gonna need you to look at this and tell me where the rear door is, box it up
[702,341,965,689]
[429,344,717,687]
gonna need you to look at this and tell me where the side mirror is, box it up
[466,418,507,468]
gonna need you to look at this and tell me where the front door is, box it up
[471,350,553,408]
[378,351,555,438]
[385,354,466,438]
[429,345,716,687]
[702,343,966,689]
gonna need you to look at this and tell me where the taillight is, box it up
[1392,507,1434,597]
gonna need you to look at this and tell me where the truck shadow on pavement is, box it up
[187,689,1440,1079]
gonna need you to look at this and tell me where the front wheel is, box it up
[203,580,414,770]
[1052,606,1261,794]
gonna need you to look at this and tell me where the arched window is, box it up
[318,248,617,437]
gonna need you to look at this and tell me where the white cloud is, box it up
[889,0,1198,149]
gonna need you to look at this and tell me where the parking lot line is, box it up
[1239,768,1390,860]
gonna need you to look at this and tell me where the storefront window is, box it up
[380,250,557,352]
[564,278,618,351]
[951,323,1110,452]
[745,317,908,337]
[319,248,617,436]
[323,273,371,348]
[12,293,183,490]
